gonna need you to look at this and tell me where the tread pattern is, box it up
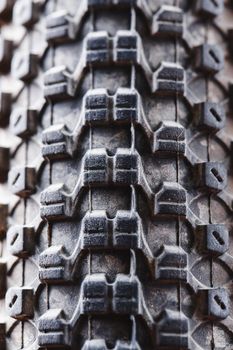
[2,0,233,349]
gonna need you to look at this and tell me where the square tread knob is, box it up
[12,53,38,81]
[199,288,229,320]
[7,225,35,257]
[194,44,224,74]
[196,162,227,192]
[197,224,229,256]
[10,108,37,138]
[194,102,225,132]
[8,166,36,197]
[5,287,34,320]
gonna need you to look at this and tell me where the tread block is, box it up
[0,260,6,298]
[12,53,38,81]
[52,210,139,252]
[46,10,69,43]
[113,211,139,248]
[155,245,187,282]
[10,108,37,138]
[44,66,70,100]
[13,0,40,27]
[82,340,140,350]
[154,182,187,216]
[114,88,138,122]
[194,44,224,74]
[40,183,68,220]
[83,211,109,248]
[153,121,185,154]
[85,89,110,124]
[114,31,139,63]
[197,224,229,256]
[199,288,229,320]
[40,183,66,205]
[82,274,109,314]
[114,149,138,185]
[39,245,67,282]
[156,309,188,348]
[196,0,223,17]
[8,166,36,197]
[42,124,67,143]
[39,247,65,267]
[152,5,183,36]
[44,65,68,85]
[86,32,110,64]
[84,149,109,185]
[194,102,225,131]
[82,339,107,350]
[113,275,139,314]
[153,62,184,94]
[5,287,34,320]
[39,309,65,332]
[197,162,227,192]
[116,341,140,350]
[42,124,72,159]
[38,309,68,347]
[81,274,140,315]
[7,225,35,257]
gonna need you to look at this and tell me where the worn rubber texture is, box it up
[1,0,233,349]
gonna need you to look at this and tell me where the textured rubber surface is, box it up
[1,0,233,349]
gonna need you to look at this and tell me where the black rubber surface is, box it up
[1,0,233,349]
